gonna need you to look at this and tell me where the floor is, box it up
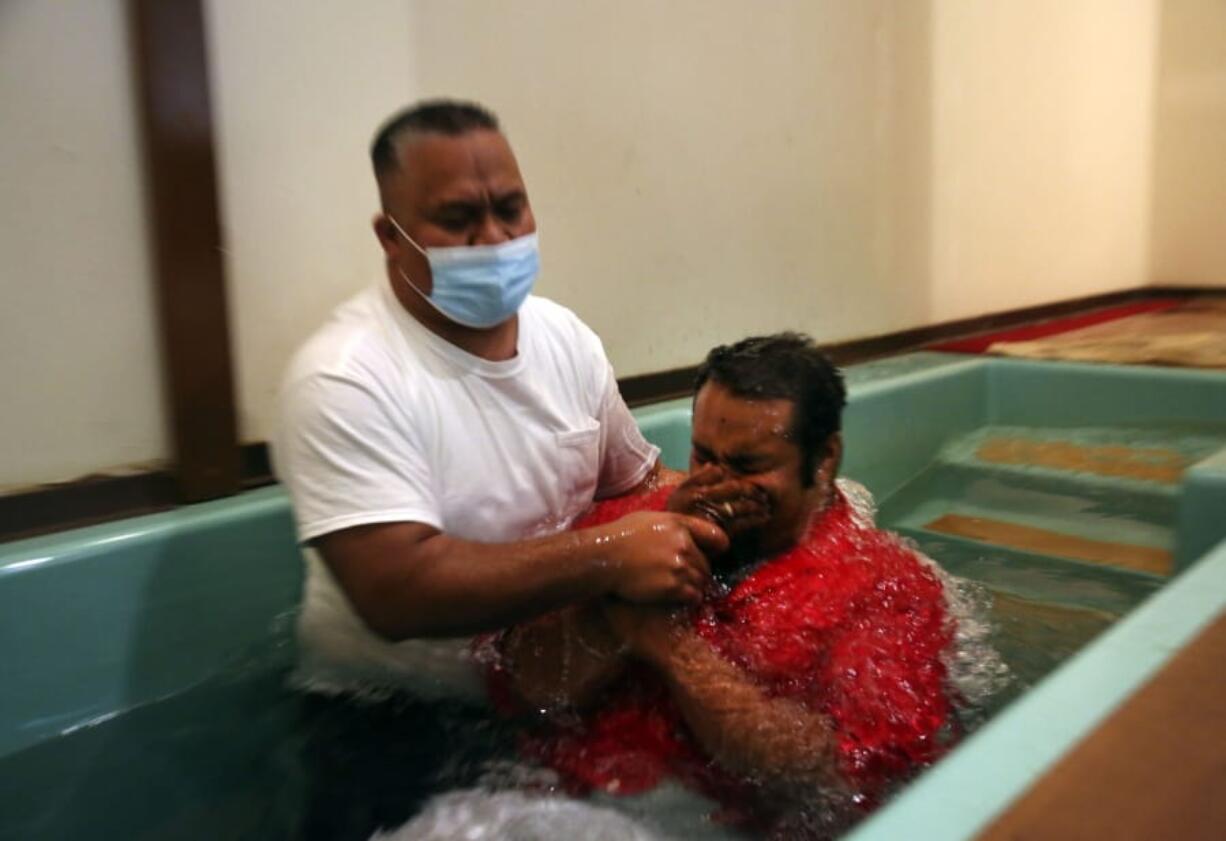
[977,607,1226,841]
[991,296,1226,368]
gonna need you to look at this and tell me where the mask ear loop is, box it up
[386,214,432,298]
[396,265,431,301]
[386,214,428,256]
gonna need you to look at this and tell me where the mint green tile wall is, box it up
[0,489,300,758]
[841,360,988,500]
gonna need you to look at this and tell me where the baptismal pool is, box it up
[3,353,1226,840]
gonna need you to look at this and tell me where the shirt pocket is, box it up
[553,422,602,522]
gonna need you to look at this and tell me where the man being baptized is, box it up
[481,333,966,834]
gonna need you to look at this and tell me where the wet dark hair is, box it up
[370,99,500,178]
[693,332,846,487]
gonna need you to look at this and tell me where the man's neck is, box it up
[387,272,519,362]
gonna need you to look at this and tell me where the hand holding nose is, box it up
[667,470,770,535]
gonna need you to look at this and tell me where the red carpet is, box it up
[928,299,1184,354]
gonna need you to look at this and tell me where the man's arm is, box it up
[484,464,684,710]
[315,507,727,641]
[494,469,773,709]
[605,604,841,787]
[495,601,630,711]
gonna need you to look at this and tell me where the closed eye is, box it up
[433,205,481,232]
[726,456,773,475]
[494,195,526,222]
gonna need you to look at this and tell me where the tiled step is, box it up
[940,426,1226,482]
[878,465,1176,557]
[923,512,1171,576]
[876,425,1226,579]
[895,528,1163,614]
[973,435,1190,485]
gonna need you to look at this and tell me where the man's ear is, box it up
[815,432,843,486]
[373,213,401,258]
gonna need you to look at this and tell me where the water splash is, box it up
[842,477,1012,712]
[370,789,670,841]
[925,561,1013,715]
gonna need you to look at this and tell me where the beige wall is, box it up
[408,0,1160,370]
[1151,0,1226,287]
[2,0,1210,489]
[204,0,416,442]
[0,1,167,491]
[928,0,1159,319]
[408,0,935,384]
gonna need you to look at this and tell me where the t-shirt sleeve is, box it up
[273,373,442,543]
[593,361,661,499]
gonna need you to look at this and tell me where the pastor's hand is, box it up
[595,511,727,605]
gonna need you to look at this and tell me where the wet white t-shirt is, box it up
[273,282,659,701]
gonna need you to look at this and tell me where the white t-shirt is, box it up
[272,282,659,702]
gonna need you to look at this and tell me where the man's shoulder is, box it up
[282,286,400,393]
[521,295,607,362]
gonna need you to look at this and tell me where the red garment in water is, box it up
[489,485,955,806]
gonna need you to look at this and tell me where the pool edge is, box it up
[844,534,1226,841]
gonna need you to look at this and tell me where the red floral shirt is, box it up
[487,484,955,809]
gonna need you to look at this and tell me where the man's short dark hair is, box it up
[370,99,500,178]
[693,332,846,486]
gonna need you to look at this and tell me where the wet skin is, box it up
[676,382,841,563]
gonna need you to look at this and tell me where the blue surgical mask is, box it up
[387,215,539,329]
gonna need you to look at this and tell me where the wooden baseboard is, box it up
[0,472,179,544]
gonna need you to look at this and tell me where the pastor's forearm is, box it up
[318,524,634,641]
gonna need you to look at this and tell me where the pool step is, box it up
[895,527,1163,614]
[877,428,1196,578]
[973,436,1190,485]
[923,513,1172,576]
[878,466,1175,553]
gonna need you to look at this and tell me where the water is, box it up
[0,629,521,841]
[5,420,1217,840]
[0,580,1078,841]
[874,420,1225,714]
[0,586,1115,840]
